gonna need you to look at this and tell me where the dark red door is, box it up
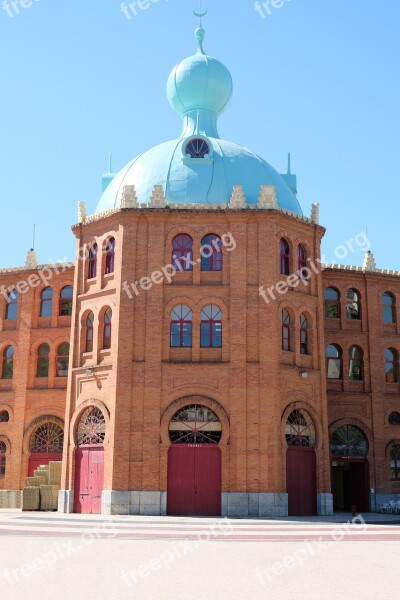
[28,453,62,477]
[349,461,369,512]
[74,446,104,514]
[167,445,221,516]
[287,447,317,516]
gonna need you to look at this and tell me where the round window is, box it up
[185,138,211,159]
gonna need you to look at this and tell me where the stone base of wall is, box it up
[222,493,288,518]
[317,493,334,516]
[58,490,74,513]
[101,491,167,516]
[0,490,22,509]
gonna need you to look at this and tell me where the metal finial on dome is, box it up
[194,1,207,53]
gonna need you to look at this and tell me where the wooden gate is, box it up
[167,445,221,516]
[28,453,62,477]
[287,447,317,516]
[74,446,104,514]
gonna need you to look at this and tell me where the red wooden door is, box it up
[167,445,221,516]
[287,447,317,516]
[28,453,62,477]
[74,446,104,514]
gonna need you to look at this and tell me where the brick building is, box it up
[1,24,399,517]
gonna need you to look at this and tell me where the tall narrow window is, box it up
[385,348,399,383]
[59,286,73,316]
[390,443,400,481]
[172,234,193,271]
[346,289,361,320]
[170,305,193,348]
[2,346,14,380]
[37,344,50,378]
[103,308,112,349]
[201,235,223,271]
[349,345,363,381]
[325,288,340,318]
[300,314,309,355]
[200,305,222,348]
[280,239,290,275]
[383,292,396,324]
[0,442,6,478]
[40,287,53,317]
[298,245,308,277]
[326,344,342,379]
[85,312,94,353]
[5,291,18,321]
[105,238,116,274]
[88,243,98,279]
[282,309,292,351]
[56,343,70,377]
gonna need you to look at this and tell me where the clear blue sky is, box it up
[0,0,399,269]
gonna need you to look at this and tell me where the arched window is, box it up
[2,346,14,380]
[280,239,290,275]
[169,405,221,444]
[388,412,400,425]
[37,344,50,378]
[30,422,64,454]
[0,441,6,477]
[385,348,399,383]
[282,309,292,351]
[0,411,9,423]
[85,313,94,353]
[77,407,106,445]
[390,443,400,481]
[285,409,316,448]
[40,287,53,317]
[300,314,309,355]
[349,345,363,381]
[346,289,361,320]
[383,292,396,324]
[326,344,342,379]
[170,305,193,348]
[201,234,223,272]
[103,308,112,349]
[172,234,193,271]
[200,305,222,348]
[105,238,116,274]
[59,286,73,316]
[88,243,98,279]
[325,287,340,318]
[56,343,70,377]
[5,291,18,321]
[298,245,307,277]
[330,425,368,458]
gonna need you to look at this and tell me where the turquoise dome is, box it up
[95,25,302,215]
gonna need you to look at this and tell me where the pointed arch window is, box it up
[103,308,112,349]
[326,344,342,379]
[59,286,73,316]
[88,243,98,279]
[201,235,223,272]
[385,348,399,383]
[40,287,53,317]
[85,312,94,353]
[280,239,290,275]
[2,346,14,380]
[170,305,193,348]
[56,343,70,377]
[300,314,309,355]
[105,238,116,274]
[201,305,222,348]
[5,291,18,321]
[349,345,363,381]
[172,234,193,271]
[282,309,292,351]
[37,344,50,378]
[383,292,396,324]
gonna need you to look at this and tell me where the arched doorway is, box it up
[28,421,64,476]
[330,425,370,512]
[285,409,317,516]
[74,407,106,514]
[167,404,222,516]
